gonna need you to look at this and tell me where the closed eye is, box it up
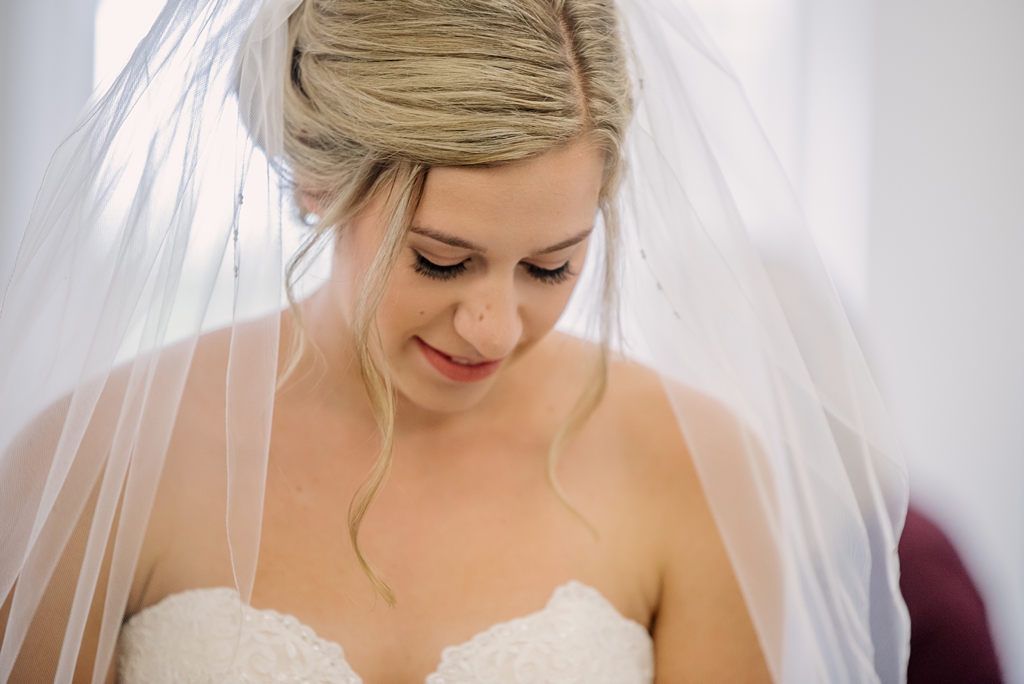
[413,251,574,285]
[524,261,573,284]
[413,252,467,281]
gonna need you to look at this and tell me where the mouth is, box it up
[414,337,503,383]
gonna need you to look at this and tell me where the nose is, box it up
[452,276,523,361]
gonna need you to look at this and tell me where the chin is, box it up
[392,372,499,415]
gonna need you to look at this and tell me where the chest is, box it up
[258,432,653,679]
[142,404,660,682]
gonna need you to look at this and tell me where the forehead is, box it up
[413,140,605,250]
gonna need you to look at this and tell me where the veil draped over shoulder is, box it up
[0,0,909,681]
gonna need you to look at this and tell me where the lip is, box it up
[414,337,503,383]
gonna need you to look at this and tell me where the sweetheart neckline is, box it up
[124,579,653,683]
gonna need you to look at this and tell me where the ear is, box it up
[295,185,326,225]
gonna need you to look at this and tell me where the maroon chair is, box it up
[899,508,1003,684]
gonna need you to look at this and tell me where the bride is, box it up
[0,0,909,682]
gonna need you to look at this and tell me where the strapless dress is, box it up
[117,580,655,683]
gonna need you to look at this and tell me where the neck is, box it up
[276,288,369,417]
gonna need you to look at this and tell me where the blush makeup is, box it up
[415,337,503,383]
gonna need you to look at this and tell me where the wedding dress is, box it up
[0,0,910,681]
[117,581,654,684]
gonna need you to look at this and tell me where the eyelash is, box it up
[525,261,574,284]
[413,253,466,281]
[413,252,573,285]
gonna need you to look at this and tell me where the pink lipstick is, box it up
[415,337,503,383]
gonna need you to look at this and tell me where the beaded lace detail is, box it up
[118,587,359,684]
[118,581,654,683]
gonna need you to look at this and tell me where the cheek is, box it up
[375,263,450,341]
[518,250,591,339]
[520,284,575,340]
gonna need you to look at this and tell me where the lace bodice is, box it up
[117,581,655,683]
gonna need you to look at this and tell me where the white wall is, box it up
[868,0,1024,680]
[0,0,99,289]
[691,0,875,312]
[697,0,1024,678]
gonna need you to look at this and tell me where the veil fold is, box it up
[0,0,909,681]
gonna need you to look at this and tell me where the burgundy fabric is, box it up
[899,507,1003,684]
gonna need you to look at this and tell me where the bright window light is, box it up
[94,0,166,88]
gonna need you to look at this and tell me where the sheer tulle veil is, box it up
[0,0,909,681]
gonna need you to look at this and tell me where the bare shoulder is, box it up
[603,354,743,451]
[1,324,263,682]
[132,327,235,613]
[593,353,773,683]
[541,332,738,496]
[590,351,730,491]
[0,339,218,683]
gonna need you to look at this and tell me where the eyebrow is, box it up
[534,228,593,255]
[409,226,593,256]
[409,226,482,251]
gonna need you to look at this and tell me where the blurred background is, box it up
[1,0,1021,679]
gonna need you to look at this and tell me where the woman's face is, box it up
[334,139,605,414]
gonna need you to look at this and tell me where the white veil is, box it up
[0,0,910,681]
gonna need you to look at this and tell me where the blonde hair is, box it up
[283,0,632,603]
